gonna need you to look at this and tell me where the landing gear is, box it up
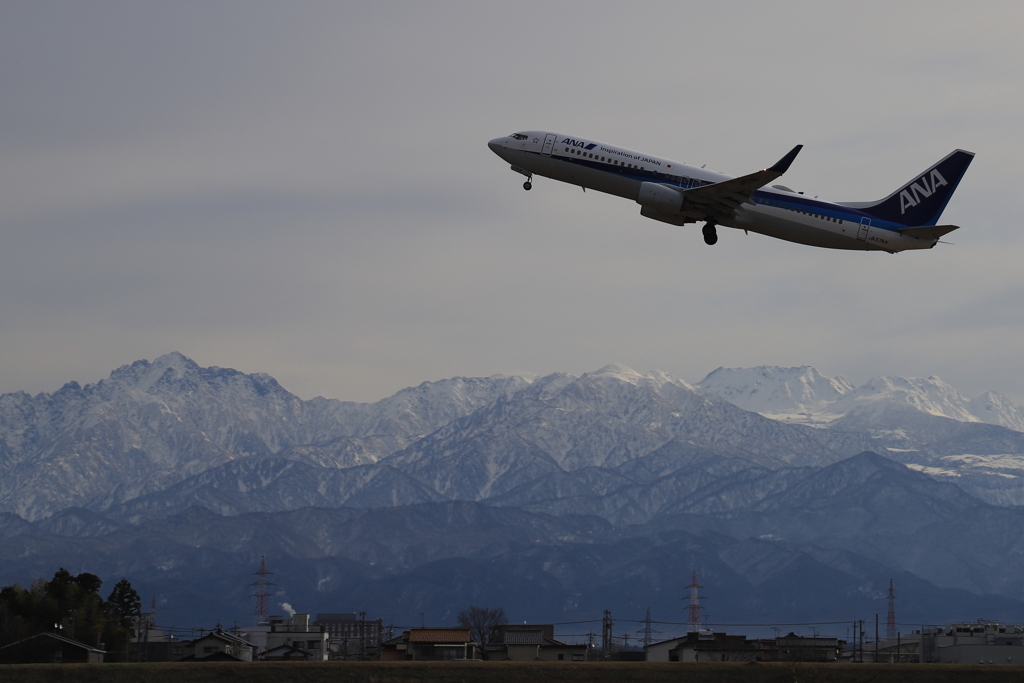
[702,222,718,245]
[523,180,532,191]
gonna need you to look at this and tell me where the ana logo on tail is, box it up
[900,169,948,214]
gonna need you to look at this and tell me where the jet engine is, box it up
[636,182,684,214]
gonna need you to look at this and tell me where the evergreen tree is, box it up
[106,578,141,629]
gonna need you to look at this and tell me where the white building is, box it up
[920,622,1024,664]
[240,614,329,661]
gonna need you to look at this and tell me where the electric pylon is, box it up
[637,607,660,648]
[249,555,276,619]
[686,570,705,632]
[886,579,897,640]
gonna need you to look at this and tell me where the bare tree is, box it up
[456,605,508,645]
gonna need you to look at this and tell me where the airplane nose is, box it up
[488,138,503,154]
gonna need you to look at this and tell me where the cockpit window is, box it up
[511,133,528,140]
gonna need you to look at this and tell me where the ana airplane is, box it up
[487,132,974,252]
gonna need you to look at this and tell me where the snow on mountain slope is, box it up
[969,391,1024,432]
[822,375,978,422]
[697,366,854,422]
[382,365,844,503]
[0,353,532,520]
[699,366,1024,433]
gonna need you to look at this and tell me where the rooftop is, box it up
[407,628,472,644]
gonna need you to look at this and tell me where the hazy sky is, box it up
[3,2,1023,404]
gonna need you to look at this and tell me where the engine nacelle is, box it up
[639,205,689,226]
[636,182,684,214]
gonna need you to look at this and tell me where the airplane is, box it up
[487,132,974,252]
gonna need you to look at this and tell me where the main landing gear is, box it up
[702,221,718,246]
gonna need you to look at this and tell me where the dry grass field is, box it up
[4,661,1024,683]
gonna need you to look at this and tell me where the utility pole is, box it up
[875,614,879,663]
[602,610,613,660]
[359,611,366,661]
[858,620,865,662]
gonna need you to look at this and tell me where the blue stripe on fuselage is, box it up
[536,147,904,233]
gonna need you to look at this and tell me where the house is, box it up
[647,630,844,663]
[0,632,105,664]
[262,643,316,661]
[186,630,255,662]
[763,633,843,662]
[647,631,756,662]
[379,628,478,661]
[489,625,587,662]
[674,631,758,662]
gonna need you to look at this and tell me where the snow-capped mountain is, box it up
[6,355,1024,520]
[698,366,854,420]
[0,353,528,520]
[5,354,1024,627]
[699,365,1024,432]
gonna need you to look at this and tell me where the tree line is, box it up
[0,568,141,657]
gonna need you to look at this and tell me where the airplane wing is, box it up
[897,225,959,239]
[680,145,803,222]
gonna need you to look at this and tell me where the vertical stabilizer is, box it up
[840,150,974,226]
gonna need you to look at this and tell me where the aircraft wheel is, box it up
[523,181,532,191]
[702,223,718,245]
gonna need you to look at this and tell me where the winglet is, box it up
[768,145,803,174]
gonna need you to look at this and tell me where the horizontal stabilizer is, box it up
[897,224,960,240]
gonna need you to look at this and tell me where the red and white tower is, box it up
[249,555,275,620]
[886,579,897,640]
[686,570,705,631]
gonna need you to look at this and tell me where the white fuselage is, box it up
[488,131,937,252]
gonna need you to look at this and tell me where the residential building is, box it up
[646,630,843,663]
[488,625,587,661]
[379,628,478,661]
[185,630,255,662]
[762,633,843,662]
[0,632,105,664]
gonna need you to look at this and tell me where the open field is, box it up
[4,661,1024,683]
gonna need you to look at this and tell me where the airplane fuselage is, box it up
[488,131,968,252]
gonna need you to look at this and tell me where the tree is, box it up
[457,605,508,645]
[105,578,141,629]
[0,570,121,650]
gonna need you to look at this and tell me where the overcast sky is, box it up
[2,1,1023,404]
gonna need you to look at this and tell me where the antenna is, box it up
[685,571,705,632]
[248,555,275,620]
[886,579,897,640]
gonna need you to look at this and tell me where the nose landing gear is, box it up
[702,221,718,245]
[523,180,532,191]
